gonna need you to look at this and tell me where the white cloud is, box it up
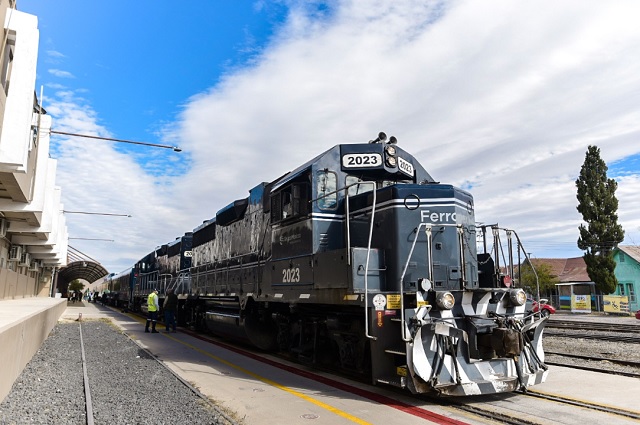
[46,50,65,58]
[46,91,191,273]
[50,0,640,272]
[174,0,640,254]
[48,68,75,78]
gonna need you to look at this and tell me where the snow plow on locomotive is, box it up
[180,132,549,396]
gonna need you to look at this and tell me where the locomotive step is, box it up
[376,375,406,389]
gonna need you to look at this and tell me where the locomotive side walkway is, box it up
[1,299,640,425]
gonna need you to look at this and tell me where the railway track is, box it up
[544,330,640,343]
[544,318,640,344]
[426,387,640,425]
[520,391,640,421]
[78,322,95,425]
[544,357,640,378]
[543,318,640,378]
[546,319,640,333]
[546,351,640,369]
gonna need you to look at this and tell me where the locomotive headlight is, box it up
[436,291,455,310]
[385,145,397,156]
[386,156,397,167]
[509,289,527,306]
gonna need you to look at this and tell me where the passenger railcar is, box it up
[107,268,134,309]
[118,133,549,396]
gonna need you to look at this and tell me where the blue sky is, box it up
[24,1,287,165]
[17,0,640,274]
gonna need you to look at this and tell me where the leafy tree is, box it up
[575,145,624,294]
[68,279,85,292]
[518,262,559,297]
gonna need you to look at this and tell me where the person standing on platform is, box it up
[163,288,178,333]
[145,289,160,333]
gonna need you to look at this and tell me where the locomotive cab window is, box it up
[271,181,310,223]
[346,175,374,197]
[316,170,337,210]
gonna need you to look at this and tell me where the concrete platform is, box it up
[0,297,67,402]
[3,300,640,424]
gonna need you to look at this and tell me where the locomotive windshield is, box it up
[345,175,415,196]
[316,170,337,210]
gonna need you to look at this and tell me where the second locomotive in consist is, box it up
[110,132,549,396]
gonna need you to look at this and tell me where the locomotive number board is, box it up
[342,153,382,168]
[397,156,414,176]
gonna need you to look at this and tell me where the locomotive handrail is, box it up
[160,273,172,293]
[399,222,432,342]
[343,181,378,341]
[489,226,541,305]
[313,181,378,340]
[457,225,468,288]
[168,270,191,294]
[398,223,464,342]
[342,181,377,266]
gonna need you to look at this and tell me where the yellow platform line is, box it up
[129,313,372,425]
[168,334,372,425]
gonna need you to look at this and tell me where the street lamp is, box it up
[49,130,182,152]
[63,210,131,217]
[69,238,115,242]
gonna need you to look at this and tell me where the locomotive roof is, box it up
[270,143,433,192]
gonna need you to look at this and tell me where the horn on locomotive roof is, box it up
[388,136,397,144]
[369,132,387,144]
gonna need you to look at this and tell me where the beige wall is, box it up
[0,265,44,300]
[0,298,66,403]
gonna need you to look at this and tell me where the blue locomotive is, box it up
[111,132,549,396]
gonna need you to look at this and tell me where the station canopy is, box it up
[57,261,109,288]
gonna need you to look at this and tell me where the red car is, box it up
[635,310,640,320]
[527,298,556,318]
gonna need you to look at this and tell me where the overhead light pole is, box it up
[63,210,132,217]
[69,238,115,242]
[49,130,182,152]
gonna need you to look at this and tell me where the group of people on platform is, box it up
[69,286,179,334]
[67,290,109,305]
[145,288,178,333]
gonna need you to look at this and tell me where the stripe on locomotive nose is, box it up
[462,292,491,316]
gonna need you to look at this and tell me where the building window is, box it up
[618,284,626,295]
[627,283,636,304]
[29,126,38,151]
[1,37,14,95]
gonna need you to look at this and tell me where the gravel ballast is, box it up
[0,320,236,425]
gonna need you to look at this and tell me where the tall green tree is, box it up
[575,145,624,294]
[68,279,85,292]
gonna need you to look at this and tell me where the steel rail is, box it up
[521,390,640,420]
[546,320,640,333]
[78,322,95,425]
[544,330,640,343]
[545,350,640,368]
